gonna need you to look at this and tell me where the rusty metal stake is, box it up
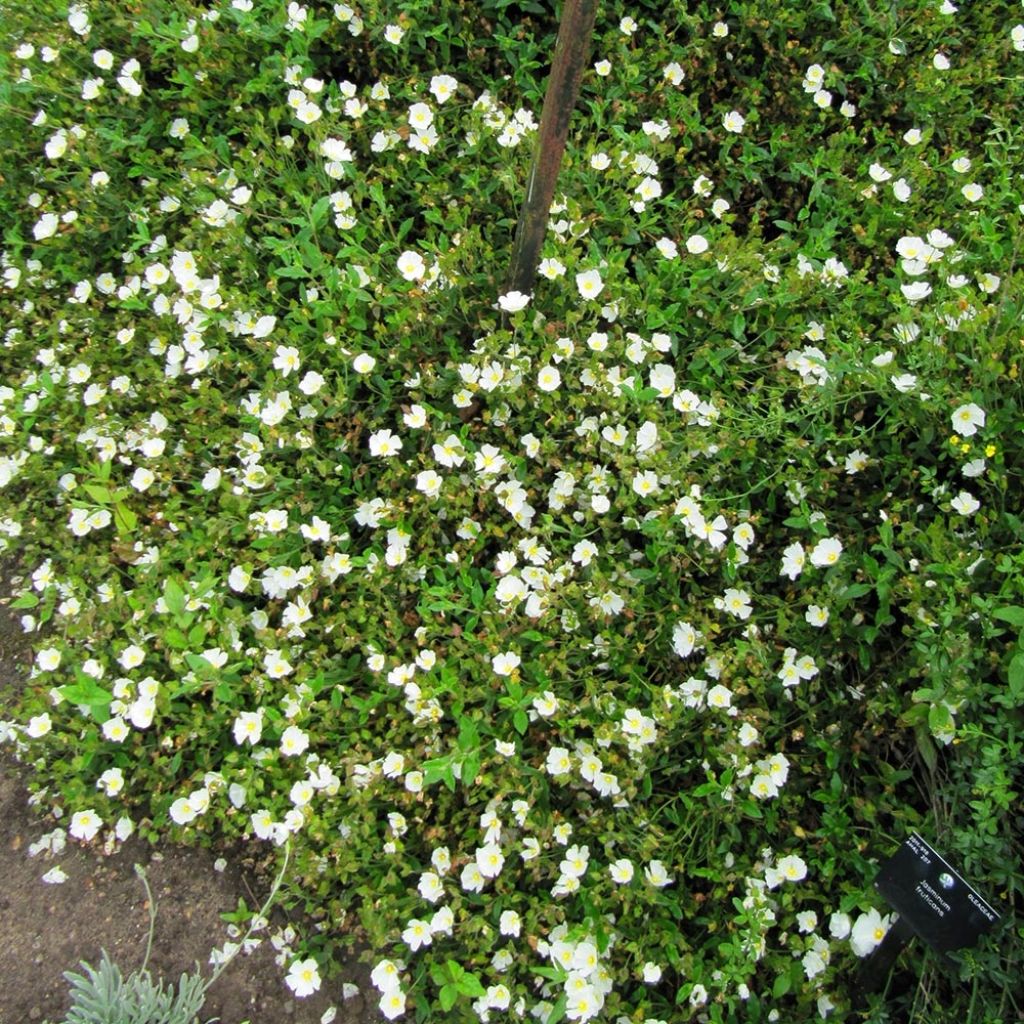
[504,0,598,298]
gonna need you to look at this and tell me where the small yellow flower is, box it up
[949,435,961,446]
[961,442,971,453]
[985,444,996,457]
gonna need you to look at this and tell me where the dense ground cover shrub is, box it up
[1,0,1022,1021]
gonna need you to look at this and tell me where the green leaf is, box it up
[439,985,458,1012]
[163,579,186,617]
[993,606,1024,628]
[1008,651,1024,700]
[422,757,451,788]
[461,753,480,786]
[60,678,112,709]
[310,195,331,229]
[456,972,486,998]
[915,724,939,773]
[772,971,791,998]
[457,716,479,752]
[546,994,568,1024]
[10,592,38,609]
[82,484,113,504]
[114,502,137,535]
[513,709,529,735]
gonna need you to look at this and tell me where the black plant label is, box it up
[875,833,1001,966]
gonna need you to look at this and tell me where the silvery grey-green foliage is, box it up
[56,952,210,1024]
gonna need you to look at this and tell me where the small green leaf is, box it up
[456,971,486,998]
[457,716,479,752]
[60,678,112,709]
[439,985,458,1012]
[83,484,112,504]
[1008,651,1024,699]
[461,753,480,786]
[915,724,939,773]
[546,994,568,1024]
[163,579,186,617]
[422,757,451,788]
[114,502,137,535]
[513,709,529,735]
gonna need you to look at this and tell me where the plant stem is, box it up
[203,841,292,993]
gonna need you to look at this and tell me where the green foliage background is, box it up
[1,1,1022,1022]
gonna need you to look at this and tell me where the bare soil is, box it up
[0,581,375,1024]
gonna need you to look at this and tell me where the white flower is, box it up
[961,182,983,202]
[69,809,103,841]
[888,178,913,201]
[396,250,425,281]
[33,213,60,240]
[379,990,406,1020]
[25,713,52,738]
[609,858,634,884]
[37,647,62,671]
[131,467,155,491]
[951,491,979,515]
[952,402,985,437]
[537,366,561,392]
[655,237,678,259]
[644,860,673,887]
[233,710,263,746]
[415,469,443,498]
[718,588,752,619]
[280,724,309,756]
[805,605,830,627]
[492,651,520,676]
[286,958,322,997]
[850,908,891,957]
[722,110,745,133]
[575,269,604,299]
[809,537,843,567]
[402,919,433,951]
[686,234,709,254]
[497,290,530,313]
[777,854,808,881]
[368,429,401,457]
[430,74,457,103]
[643,963,663,983]
[169,797,197,825]
[476,843,505,878]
